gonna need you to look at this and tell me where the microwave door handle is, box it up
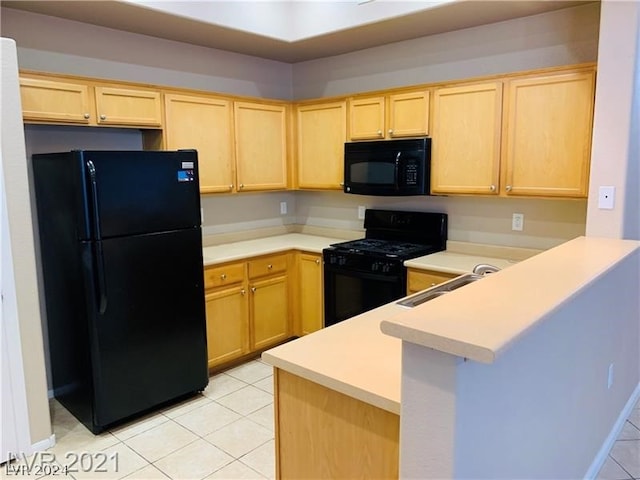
[394,152,401,190]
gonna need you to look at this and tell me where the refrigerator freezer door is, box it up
[87,227,208,430]
[79,150,201,239]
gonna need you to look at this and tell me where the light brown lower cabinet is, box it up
[297,252,324,336]
[274,368,399,479]
[407,268,457,295]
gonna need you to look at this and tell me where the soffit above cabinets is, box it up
[3,0,594,63]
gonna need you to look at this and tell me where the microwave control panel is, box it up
[404,162,419,185]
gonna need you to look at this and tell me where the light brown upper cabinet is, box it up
[349,90,429,140]
[20,74,162,128]
[234,101,289,191]
[502,70,595,198]
[94,87,162,127]
[431,82,503,195]
[20,77,93,124]
[164,94,235,193]
[296,100,347,190]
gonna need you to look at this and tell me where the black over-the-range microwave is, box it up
[343,137,431,196]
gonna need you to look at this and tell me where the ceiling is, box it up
[2,0,593,63]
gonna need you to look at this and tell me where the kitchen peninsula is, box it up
[262,236,640,479]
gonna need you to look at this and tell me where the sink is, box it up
[397,273,484,308]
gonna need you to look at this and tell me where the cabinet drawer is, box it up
[248,254,288,279]
[204,263,245,289]
[407,269,457,293]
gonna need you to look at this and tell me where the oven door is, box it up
[324,263,406,327]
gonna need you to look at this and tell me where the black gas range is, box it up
[323,209,448,327]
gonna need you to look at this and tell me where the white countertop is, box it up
[382,236,640,364]
[256,234,528,414]
[202,233,343,265]
[405,251,518,275]
[262,235,639,412]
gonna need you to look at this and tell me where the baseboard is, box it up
[30,434,56,454]
[584,382,640,479]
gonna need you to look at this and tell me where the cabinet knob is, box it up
[220,274,226,280]
[267,264,273,269]
[506,185,512,192]
[229,184,233,190]
[99,114,106,120]
[251,286,256,293]
[431,283,436,287]
[490,185,496,192]
[241,289,246,295]
[377,130,383,136]
[84,113,90,119]
[388,129,393,135]
[339,182,344,187]
[239,184,244,189]
[315,259,320,265]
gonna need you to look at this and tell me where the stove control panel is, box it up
[323,249,404,276]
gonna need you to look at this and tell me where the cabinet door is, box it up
[20,77,93,124]
[298,253,323,335]
[297,101,347,189]
[431,82,503,195]
[407,269,457,295]
[94,86,162,127]
[503,71,595,197]
[251,275,289,350]
[164,94,235,193]
[205,286,249,368]
[349,96,385,140]
[234,102,288,191]
[387,91,429,138]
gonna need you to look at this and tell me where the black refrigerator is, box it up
[31,150,209,434]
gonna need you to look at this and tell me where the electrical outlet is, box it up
[608,363,614,389]
[358,206,366,220]
[280,201,287,215]
[512,213,524,231]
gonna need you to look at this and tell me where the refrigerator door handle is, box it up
[94,241,108,314]
[87,160,108,314]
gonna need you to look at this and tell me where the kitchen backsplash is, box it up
[200,190,586,251]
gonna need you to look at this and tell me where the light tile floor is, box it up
[11,358,276,480]
[6,358,639,480]
[597,399,640,480]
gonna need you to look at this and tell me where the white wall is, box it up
[0,38,52,452]
[586,0,640,240]
[292,3,600,99]
[0,7,292,100]
[401,248,640,479]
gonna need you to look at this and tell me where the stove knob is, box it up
[382,264,391,273]
[338,257,347,266]
[372,263,379,272]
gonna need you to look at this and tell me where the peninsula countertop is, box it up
[263,236,639,414]
[382,236,640,364]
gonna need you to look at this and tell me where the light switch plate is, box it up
[598,186,615,210]
[280,201,287,215]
